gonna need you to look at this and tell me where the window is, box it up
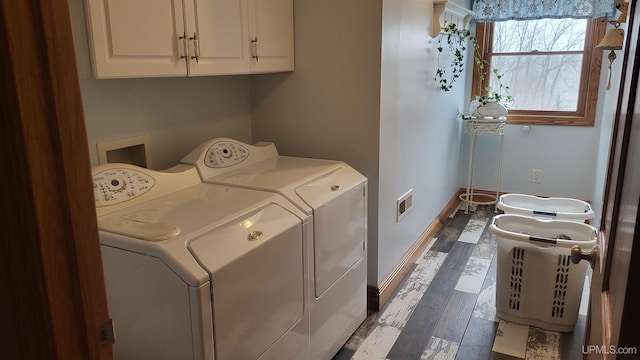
[472,19,605,126]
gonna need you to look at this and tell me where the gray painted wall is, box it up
[80,77,253,170]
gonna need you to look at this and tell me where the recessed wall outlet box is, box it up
[531,169,542,183]
[396,189,414,222]
[97,134,151,168]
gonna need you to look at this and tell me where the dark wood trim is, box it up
[367,189,464,311]
[473,23,489,97]
[0,1,112,359]
[601,0,639,292]
[585,1,639,353]
[606,0,640,348]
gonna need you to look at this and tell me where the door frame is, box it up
[0,1,112,359]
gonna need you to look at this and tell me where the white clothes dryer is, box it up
[182,139,367,360]
[93,163,310,360]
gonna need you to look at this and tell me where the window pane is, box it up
[490,54,583,111]
[494,19,588,53]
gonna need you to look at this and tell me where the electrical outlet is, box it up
[531,169,542,183]
[396,189,413,222]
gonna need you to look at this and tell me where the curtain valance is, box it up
[472,0,617,22]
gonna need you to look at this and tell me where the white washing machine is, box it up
[182,138,367,360]
[92,163,311,359]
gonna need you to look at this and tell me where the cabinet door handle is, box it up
[179,33,188,62]
[189,33,199,63]
[251,36,259,62]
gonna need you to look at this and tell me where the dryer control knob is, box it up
[221,148,232,158]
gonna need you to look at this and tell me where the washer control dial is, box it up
[93,168,155,206]
[204,140,249,168]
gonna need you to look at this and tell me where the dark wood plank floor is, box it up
[333,205,587,360]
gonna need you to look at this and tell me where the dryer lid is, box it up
[188,203,302,274]
[294,166,367,208]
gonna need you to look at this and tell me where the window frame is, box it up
[472,19,606,126]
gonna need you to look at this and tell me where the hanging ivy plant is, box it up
[434,23,513,106]
[434,23,475,92]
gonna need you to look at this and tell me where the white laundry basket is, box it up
[489,214,597,332]
[497,194,594,222]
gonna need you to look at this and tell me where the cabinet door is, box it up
[184,0,252,75]
[86,0,187,78]
[247,0,294,73]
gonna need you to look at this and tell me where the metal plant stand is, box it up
[460,117,505,213]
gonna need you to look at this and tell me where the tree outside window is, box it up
[473,19,605,126]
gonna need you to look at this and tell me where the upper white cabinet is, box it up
[85,0,294,78]
[184,0,250,75]
[246,0,294,73]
